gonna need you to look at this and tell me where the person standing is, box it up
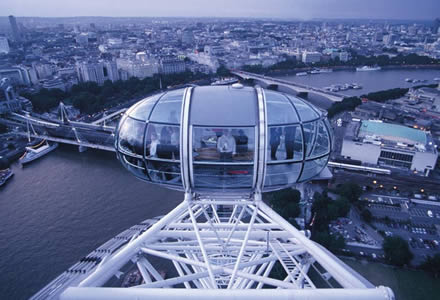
[285,126,296,160]
[217,129,236,161]
[270,127,281,160]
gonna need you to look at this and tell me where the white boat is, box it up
[309,69,320,74]
[356,66,381,72]
[318,68,333,73]
[434,78,440,81]
[352,83,362,89]
[211,78,238,86]
[19,142,58,165]
[0,169,13,187]
[296,72,308,76]
[405,78,413,82]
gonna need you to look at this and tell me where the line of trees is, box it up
[327,88,409,118]
[21,71,213,114]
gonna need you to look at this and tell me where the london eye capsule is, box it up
[115,85,332,193]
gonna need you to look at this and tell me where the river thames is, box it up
[274,68,440,97]
[0,146,182,299]
[1,68,440,299]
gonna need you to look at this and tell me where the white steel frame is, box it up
[59,193,394,300]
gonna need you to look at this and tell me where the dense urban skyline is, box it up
[1,0,440,20]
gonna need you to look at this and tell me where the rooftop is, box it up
[358,120,427,145]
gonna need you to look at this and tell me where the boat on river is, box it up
[356,66,381,72]
[19,141,58,165]
[0,168,13,187]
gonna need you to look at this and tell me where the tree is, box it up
[216,65,231,77]
[361,209,373,223]
[382,236,413,266]
[420,254,440,278]
[336,182,362,203]
[269,188,301,220]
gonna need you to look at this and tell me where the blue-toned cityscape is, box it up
[1,1,440,300]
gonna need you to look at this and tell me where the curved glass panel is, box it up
[128,94,162,121]
[146,161,181,185]
[118,117,145,156]
[121,154,150,181]
[264,162,301,189]
[145,123,180,160]
[265,90,299,125]
[190,86,257,126]
[324,118,334,148]
[193,164,253,189]
[310,120,331,158]
[299,156,328,182]
[268,125,303,162]
[193,127,255,162]
[287,95,319,122]
[303,122,317,158]
[149,90,184,124]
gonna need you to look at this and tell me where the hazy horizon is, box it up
[1,0,439,21]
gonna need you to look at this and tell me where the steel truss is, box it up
[59,193,394,300]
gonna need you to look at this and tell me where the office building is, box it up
[76,62,105,85]
[341,120,438,176]
[0,37,10,54]
[160,58,186,75]
[302,51,321,64]
[8,15,21,42]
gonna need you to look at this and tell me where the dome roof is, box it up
[116,85,332,193]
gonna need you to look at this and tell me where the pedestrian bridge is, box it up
[231,70,348,103]
[0,105,116,152]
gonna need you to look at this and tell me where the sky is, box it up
[1,0,439,20]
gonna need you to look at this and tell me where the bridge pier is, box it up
[79,145,88,153]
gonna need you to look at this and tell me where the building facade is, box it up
[0,37,10,54]
[341,120,438,176]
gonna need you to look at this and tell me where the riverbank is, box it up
[260,64,440,77]
[341,257,440,300]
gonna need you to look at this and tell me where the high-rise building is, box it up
[103,61,120,82]
[383,34,397,46]
[181,29,194,46]
[116,58,159,79]
[160,58,186,75]
[302,51,321,64]
[8,15,21,42]
[0,37,10,54]
[433,18,440,34]
[76,62,105,85]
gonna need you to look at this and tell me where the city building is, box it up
[0,37,10,54]
[341,120,438,176]
[160,58,186,74]
[75,33,89,46]
[76,62,105,85]
[339,51,349,62]
[8,15,21,42]
[42,77,66,91]
[181,29,194,46]
[116,58,159,79]
[103,61,120,82]
[383,34,397,46]
[302,51,321,64]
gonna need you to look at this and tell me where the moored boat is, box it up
[356,66,381,71]
[0,168,13,187]
[211,77,239,86]
[19,141,58,165]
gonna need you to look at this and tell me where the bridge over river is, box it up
[232,70,348,103]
